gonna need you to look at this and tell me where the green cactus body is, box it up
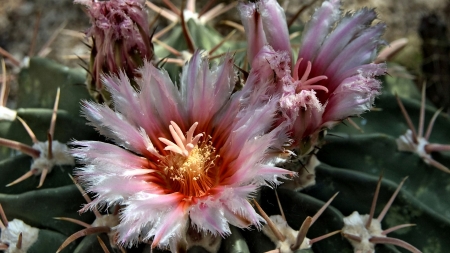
[154,18,246,82]
[0,58,99,252]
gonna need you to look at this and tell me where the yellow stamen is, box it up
[159,122,219,197]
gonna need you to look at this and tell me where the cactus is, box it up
[1,0,449,253]
[0,57,98,252]
[147,0,246,81]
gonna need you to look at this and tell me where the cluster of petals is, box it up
[239,0,386,150]
[75,0,152,77]
[72,51,292,250]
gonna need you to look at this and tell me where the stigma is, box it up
[293,58,328,93]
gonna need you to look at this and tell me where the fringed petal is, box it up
[219,186,265,228]
[297,0,341,65]
[259,0,291,57]
[102,72,142,125]
[238,2,267,65]
[323,23,386,92]
[81,102,154,155]
[222,97,279,165]
[207,55,236,122]
[137,61,186,141]
[180,52,236,131]
[117,193,187,247]
[222,115,291,185]
[82,176,151,210]
[322,64,384,122]
[190,199,232,237]
[313,9,378,74]
[71,141,156,174]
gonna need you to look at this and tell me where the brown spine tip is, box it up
[0,203,8,228]
[369,236,422,253]
[366,173,383,228]
[252,199,286,242]
[16,232,22,249]
[290,216,312,251]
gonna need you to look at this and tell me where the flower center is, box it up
[158,121,218,197]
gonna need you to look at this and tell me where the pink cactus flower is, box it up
[72,52,292,250]
[239,0,291,67]
[239,0,386,152]
[75,0,154,103]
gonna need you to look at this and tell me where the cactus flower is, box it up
[238,0,291,67]
[72,52,292,250]
[75,0,154,103]
[239,0,386,153]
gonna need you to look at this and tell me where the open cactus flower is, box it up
[396,85,450,173]
[0,204,39,253]
[239,0,385,157]
[0,88,74,188]
[342,176,421,253]
[255,191,340,253]
[71,51,293,251]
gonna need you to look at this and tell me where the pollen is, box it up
[159,122,219,197]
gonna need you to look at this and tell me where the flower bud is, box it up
[75,0,154,103]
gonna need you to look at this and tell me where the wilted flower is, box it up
[239,0,386,154]
[75,0,154,103]
[72,52,292,250]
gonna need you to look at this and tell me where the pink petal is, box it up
[181,52,235,130]
[117,193,187,247]
[219,186,265,228]
[259,0,291,58]
[81,102,154,156]
[322,64,385,122]
[323,24,385,92]
[297,0,340,66]
[238,2,267,65]
[190,200,232,236]
[71,141,151,171]
[137,61,186,140]
[313,9,378,75]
